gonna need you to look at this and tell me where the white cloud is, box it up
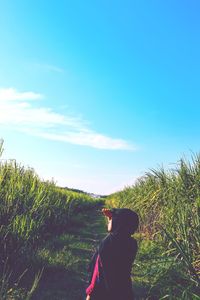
[0,87,43,101]
[35,131,133,150]
[0,87,136,150]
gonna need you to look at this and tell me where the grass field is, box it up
[0,140,200,299]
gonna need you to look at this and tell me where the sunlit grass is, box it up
[0,140,103,298]
[1,136,199,299]
[107,154,200,298]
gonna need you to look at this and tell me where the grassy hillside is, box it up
[107,155,200,299]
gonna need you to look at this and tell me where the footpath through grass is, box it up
[31,204,106,300]
[3,197,185,300]
[31,204,155,300]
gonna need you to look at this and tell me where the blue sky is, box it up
[0,0,200,194]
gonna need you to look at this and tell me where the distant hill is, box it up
[63,186,108,199]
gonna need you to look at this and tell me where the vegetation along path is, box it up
[1,145,199,299]
[31,202,151,300]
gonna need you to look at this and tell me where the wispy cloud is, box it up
[0,87,136,150]
[34,63,64,73]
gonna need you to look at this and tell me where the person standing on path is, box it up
[85,207,139,300]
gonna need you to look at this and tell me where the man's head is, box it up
[102,208,139,235]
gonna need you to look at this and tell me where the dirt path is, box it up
[32,205,106,300]
[31,204,150,300]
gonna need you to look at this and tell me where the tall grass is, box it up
[0,140,101,298]
[107,155,200,298]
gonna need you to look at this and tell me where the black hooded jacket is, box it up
[87,208,139,300]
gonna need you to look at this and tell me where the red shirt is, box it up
[86,254,102,295]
